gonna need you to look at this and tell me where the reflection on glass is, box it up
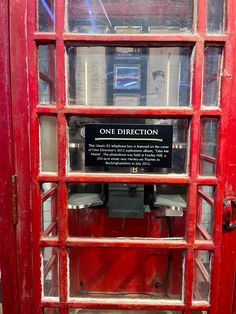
[199,119,218,176]
[41,183,58,237]
[207,0,225,33]
[44,308,59,314]
[68,183,187,238]
[40,116,58,172]
[192,312,208,314]
[42,247,59,298]
[66,0,193,34]
[38,0,55,31]
[69,247,184,300]
[67,46,192,107]
[69,311,182,314]
[203,46,223,107]
[38,45,56,104]
[67,116,189,174]
[196,186,215,240]
[193,251,211,302]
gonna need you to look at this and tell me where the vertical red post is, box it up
[0,0,19,313]
[8,0,34,313]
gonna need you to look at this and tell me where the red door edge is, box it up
[9,0,34,312]
[0,0,19,313]
[218,18,236,314]
[1,0,35,312]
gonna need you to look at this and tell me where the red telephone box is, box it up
[1,1,236,314]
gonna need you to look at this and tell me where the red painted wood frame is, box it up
[0,1,19,314]
[6,0,236,313]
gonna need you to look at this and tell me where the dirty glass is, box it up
[66,0,193,34]
[67,46,192,107]
[68,183,187,238]
[69,311,182,314]
[38,45,56,105]
[40,116,58,172]
[193,251,211,302]
[69,247,184,300]
[42,247,59,298]
[199,119,218,176]
[196,186,215,240]
[41,183,58,237]
[202,46,223,107]
[43,309,59,314]
[207,0,225,33]
[38,0,55,31]
[67,116,189,174]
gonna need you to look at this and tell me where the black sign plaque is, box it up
[85,124,173,168]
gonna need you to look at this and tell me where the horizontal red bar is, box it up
[33,32,201,43]
[32,32,229,44]
[40,300,211,310]
[197,176,218,185]
[65,238,189,248]
[37,173,191,184]
[36,106,195,116]
[200,108,222,116]
[37,174,219,185]
[30,32,56,42]
[41,299,185,310]
[40,238,60,247]
[194,240,215,250]
[39,237,215,250]
[35,106,222,117]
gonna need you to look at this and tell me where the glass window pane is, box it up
[68,183,187,238]
[67,116,189,174]
[38,0,55,31]
[69,248,184,300]
[196,186,215,240]
[193,251,211,302]
[38,45,56,105]
[66,0,193,34]
[207,0,225,33]
[43,309,59,314]
[202,46,223,107]
[201,161,216,176]
[41,183,58,237]
[40,116,58,172]
[199,119,218,176]
[67,46,192,107]
[69,311,182,314]
[42,247,59,298]
[192,312,208,314]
